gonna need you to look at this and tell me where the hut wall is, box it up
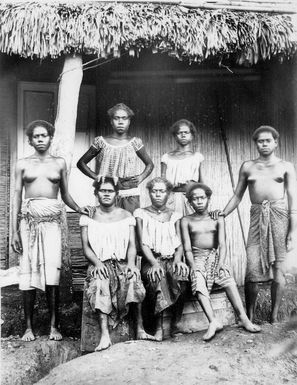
[0,72,16,268]
[96,57,297,285]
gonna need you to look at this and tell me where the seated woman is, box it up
[134,177,189,341]
[80,176,154,351]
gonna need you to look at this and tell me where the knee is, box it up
[273,268,285,285]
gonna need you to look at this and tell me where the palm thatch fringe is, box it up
[0,2,296,64]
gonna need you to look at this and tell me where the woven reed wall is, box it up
[0,76,16,268]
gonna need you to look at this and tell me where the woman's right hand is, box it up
[209,210,225,220]
[11,232,22,254]
[147,263,164,282]
[94,261,109,280]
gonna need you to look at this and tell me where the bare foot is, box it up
[238,317,261,333]
[137,329,158,341]
[171,322,192,337]
[49,327,63,341]
[270,314,279,324]
[202,320,223,342]
[22,328,35,342]
[95,335,112,351]
[154,328,163,342]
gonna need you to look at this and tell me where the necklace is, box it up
[148,206,167,215]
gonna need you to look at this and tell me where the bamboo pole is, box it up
[216,93,247,249]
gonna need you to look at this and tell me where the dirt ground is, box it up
[3,322,296,385]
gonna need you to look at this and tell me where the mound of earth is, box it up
[36,323,297,385]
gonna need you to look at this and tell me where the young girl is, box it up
[181,183,261,341]
[134,177,189,340]
[77,103,154,213]
[161,119,204,215]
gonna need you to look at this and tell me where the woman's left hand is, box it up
[173,261,189,277]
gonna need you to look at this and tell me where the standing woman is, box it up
[77,103,154,214]
[134,177,189,341]
[161,119,204,215]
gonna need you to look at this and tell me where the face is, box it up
[189,188,209,213]
[149,182,169,208]
[175,124,193,146]
[255,132,277,156]
[97,182,117,207]
[29,126,52,152]
[110,109,131,135]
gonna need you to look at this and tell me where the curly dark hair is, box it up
[107,103,135,119]
[93,176,119,196]
[146,177,173,192]
[169,119,197,137]
[186,182,213,201]
[25,120,55,140]
[252,125,279,142]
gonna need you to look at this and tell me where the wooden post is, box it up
[51,55,83,172]
[50,55,83,274]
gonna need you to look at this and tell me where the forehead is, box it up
[113,109,129,117]
[191,188,207,197]
[177,124,191,133]
[32,126,48,135]
[99,182,115,191]
[150,182,167,190]
[257,132,275,141]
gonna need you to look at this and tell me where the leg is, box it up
[22,289,36,341]
[245,281,259,322]
[46,285,62,340]
[154,312,163,341]
[95,311,112,351]
[224,285,261,333]
[134,303,157,341]
[171,284,192,336]
[270,267,286,323]
[197,293,223,341]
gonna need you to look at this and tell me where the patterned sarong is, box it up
[19,198,63,291]
[142,256,188,314]
[191,247,235,298]
[246,199,289,282]
[85,260,145,326]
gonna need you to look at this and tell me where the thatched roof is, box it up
[0,1,296,65]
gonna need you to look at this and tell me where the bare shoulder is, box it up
[16,158,27,170]
[117,207,133,220]
[241,160,254,171]
[282,160,296,172]
[53,156,66,168]
[217,216,225,225]
[181,215,191,225]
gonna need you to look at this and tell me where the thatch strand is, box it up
[0,2,296,64]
